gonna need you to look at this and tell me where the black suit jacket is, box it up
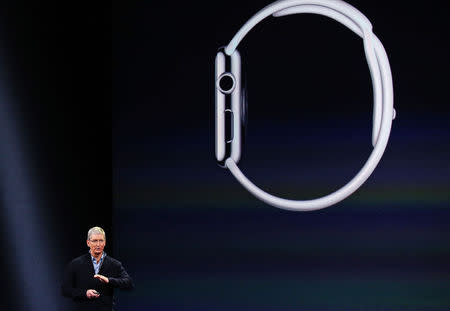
[62,253,134,311]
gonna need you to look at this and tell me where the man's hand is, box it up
[94,274,109,283]
[86,289,100,299]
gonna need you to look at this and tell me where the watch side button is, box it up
[225,109,234,143]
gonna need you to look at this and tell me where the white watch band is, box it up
[224,0,394,211]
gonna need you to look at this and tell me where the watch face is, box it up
[215,47,243,167]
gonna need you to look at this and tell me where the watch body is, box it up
[215,47,244,167]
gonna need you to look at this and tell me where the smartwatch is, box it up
[215,0,395,211]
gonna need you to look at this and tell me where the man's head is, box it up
[87,226,106,257]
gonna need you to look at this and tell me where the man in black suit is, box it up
[62,227,134,311]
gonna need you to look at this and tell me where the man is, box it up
[62,227,134,311]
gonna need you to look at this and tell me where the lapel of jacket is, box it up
[86,253,96,275]
[98,255,108,275]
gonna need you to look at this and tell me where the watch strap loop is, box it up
[223,0,394,211]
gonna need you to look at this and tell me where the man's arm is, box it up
[108,262,134,290]
[61,261,88,300]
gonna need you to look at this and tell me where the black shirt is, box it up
[62,253,134,311]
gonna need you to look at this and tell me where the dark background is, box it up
[1,0,450,310]
[0,2,111,311]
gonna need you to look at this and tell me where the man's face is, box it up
[87,233,106,256]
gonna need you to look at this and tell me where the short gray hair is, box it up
[87,226,106,240]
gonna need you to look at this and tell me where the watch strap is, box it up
[223,0,394,211]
